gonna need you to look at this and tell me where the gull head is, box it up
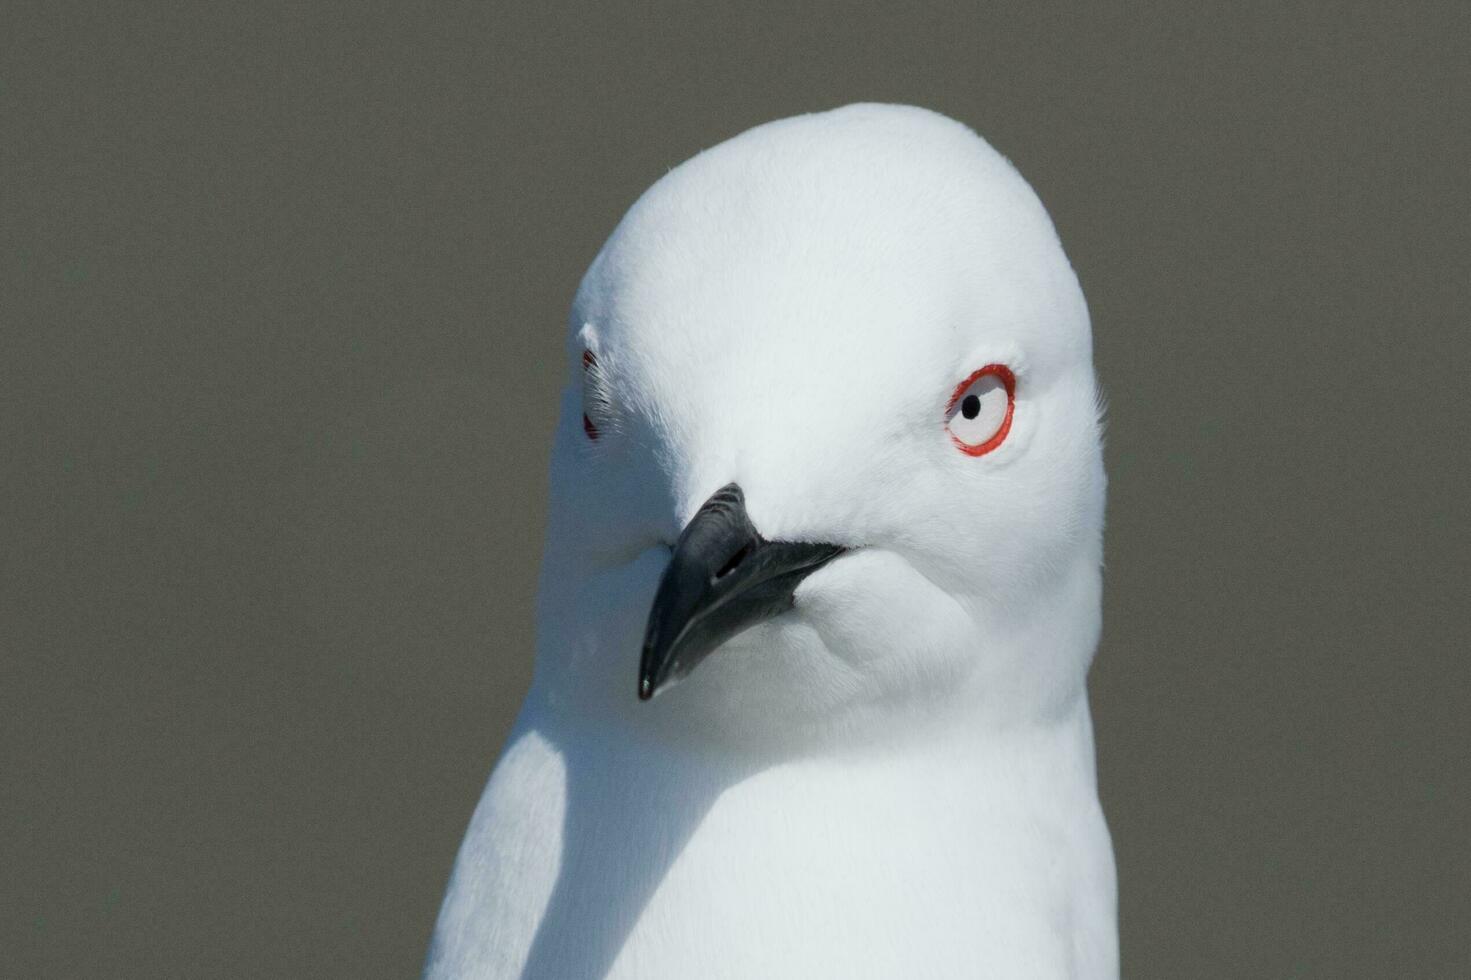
[533,104,1104,746]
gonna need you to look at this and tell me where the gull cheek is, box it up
[795,549,974,675]
[556,546,670,678]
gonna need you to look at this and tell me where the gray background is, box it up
[4,2,1467,977]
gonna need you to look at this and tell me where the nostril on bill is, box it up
[716,542,753,580]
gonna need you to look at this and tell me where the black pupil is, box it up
[961,394,981,420]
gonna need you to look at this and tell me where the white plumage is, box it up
[426,103,1116,979]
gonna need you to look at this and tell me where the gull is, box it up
[425,103,1116,979]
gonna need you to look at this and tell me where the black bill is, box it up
[638,483,845,701]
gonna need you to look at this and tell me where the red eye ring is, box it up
[946,363,1016,457]
[582,349,601,440]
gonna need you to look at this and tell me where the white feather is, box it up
[427,103,1115,979]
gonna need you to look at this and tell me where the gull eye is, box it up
[581,349,604,441]
[945,364,1015,456]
